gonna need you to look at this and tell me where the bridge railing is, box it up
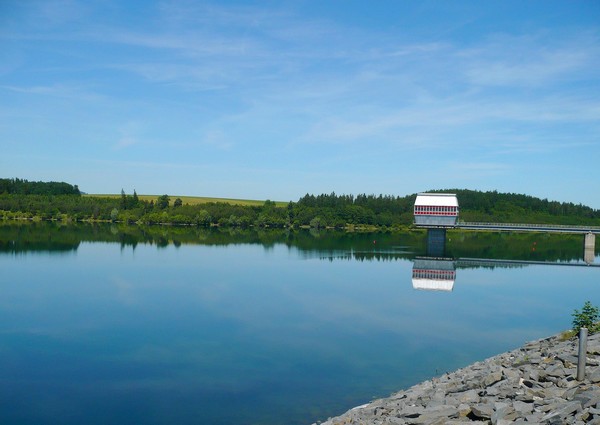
[456,221,600,232]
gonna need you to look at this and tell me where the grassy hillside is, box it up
[85,194,288,207]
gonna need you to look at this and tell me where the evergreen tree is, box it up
[120,189,127,209]
[157,195,170,209]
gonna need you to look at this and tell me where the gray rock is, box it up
[540,386,569,399]
[589,368,600,383]
[491,406,517,424]
[563,386,582,400]
[381,419,406,425]
[470,403,494,419]
[399,406,425,418]
[484,371,503,387]
[407,406,458,424]
[545,364,567,378]
[575,409,591,422]
[513,391,536,402]
[573,390,600,409]
[316,331,600,425]
[540,401,582,422]
[456,403,471,418]
[483,386,502,397]
[537,399,567,412]
[513,400,534,414]
[558,354,580,367]
[524,412,545,423]
[519,378,538,388]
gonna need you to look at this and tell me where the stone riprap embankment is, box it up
[315,332,600,425]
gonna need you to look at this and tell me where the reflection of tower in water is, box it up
[413,227,455,291]
[412,258,456,291]
[426,229,447,257]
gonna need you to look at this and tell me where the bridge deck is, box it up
[456,257,600,268]
[415,222,600,234]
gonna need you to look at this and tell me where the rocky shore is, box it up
[315,332,600,424]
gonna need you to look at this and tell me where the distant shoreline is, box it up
[3,187,600,229]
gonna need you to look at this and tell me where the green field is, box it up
[85,194,288,207]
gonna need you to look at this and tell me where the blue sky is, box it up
[1,1,599,207]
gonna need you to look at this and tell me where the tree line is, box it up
[438,189,600,224]
[0,178,81,195]
[1,179,599,228]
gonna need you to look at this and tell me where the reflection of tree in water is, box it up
[0,223,80,254]
[446,231,588,263]
[0,239,80,254]
[0,222,592,264]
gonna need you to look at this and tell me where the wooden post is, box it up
[577,327,588,381]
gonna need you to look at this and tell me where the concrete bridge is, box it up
[421,224,597,265]
[453,221,600,234]
[413,193,598,264]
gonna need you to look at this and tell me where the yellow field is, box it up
[85,194,288,207]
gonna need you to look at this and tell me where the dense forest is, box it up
[0,178,80,195]
[1,178,599,229]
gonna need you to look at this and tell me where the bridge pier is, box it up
[584,233,595,265]
[426,228,447,257]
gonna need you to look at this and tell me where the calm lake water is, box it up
[0,223,599,424]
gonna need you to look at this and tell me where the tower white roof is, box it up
[412,278,455,291]
[414,193,458,207]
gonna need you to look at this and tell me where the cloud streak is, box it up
[1,1,599,206]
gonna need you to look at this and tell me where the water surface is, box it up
[0,223,598,424]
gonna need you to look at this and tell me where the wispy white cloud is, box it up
[2,1,600,205]
[291,91,600,150]
[1,83,104,101]
[201,130,234,151]
[0,0,90,32]
[113,121,144,150]
[102,30,264,57]
[462,32,600,87]
[448,161,510,173]
[105,62,234,90]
